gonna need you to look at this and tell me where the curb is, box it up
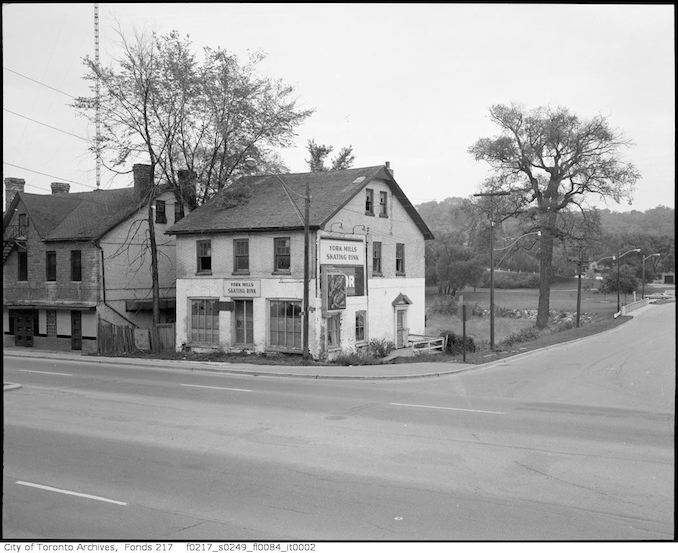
[2,304,655,381]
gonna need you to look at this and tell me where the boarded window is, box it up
[18,251,27,281]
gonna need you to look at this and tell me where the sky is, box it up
[2,3,675,213]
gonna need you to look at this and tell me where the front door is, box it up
[396,309,407,348]
[14,310,34,347]
[71,311,82,351]
[234,300,254,346]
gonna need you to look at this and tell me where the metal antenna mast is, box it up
[94,3,101,189]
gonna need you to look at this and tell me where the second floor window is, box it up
[379,191,388,217]
[155,200,167,224]
[18,251,28,281]
[365,188,374,215]
[18,213,28,235]
[396,243,405,274]
[174,201,184,223]
[197,240,212,273]
[372,241,382,275]
[274,237,290,272]
[46,251,57,281]
[71,250,82,281]
[233,239,249,273]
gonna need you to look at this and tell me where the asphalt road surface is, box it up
[3,303,674,540]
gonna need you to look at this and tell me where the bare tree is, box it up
[469,104,640,327]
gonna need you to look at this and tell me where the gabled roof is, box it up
[3,187,146,242]
[167,165,434,240]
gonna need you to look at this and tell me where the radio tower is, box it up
[94,3,101,189]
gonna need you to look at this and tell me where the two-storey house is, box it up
[166,163,434,359]
[3,165,184,352]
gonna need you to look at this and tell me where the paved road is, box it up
[3,304,674,540]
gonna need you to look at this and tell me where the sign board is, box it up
[224,279,260,297]
[319,239,364,266]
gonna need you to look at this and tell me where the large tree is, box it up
[74,29,312,207]
[469,104,640,327]
[73,29,312,347]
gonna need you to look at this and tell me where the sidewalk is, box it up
[3,346,480,381]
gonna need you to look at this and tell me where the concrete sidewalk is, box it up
[3,346,481,380]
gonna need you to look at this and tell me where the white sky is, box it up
[2,3,675,212]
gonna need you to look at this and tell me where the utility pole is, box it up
[94,3,101,189]
[302,179,310,360]
[473,190,510,351]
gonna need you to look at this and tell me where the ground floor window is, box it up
[269,300,301,349]
[355,310,366,343]
[190,298,219,344]
[327,313,341,350]
[234,299,254,345]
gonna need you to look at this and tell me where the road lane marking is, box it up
[16,481,127,506]
[18,369,73,376]
[180,383,252,393]
[390,402,505,415]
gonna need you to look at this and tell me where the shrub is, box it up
[333,349,384,366]
[478,272,540,289]
[366,338,395,358]
[500,327,541,347]
[439,330,476,355]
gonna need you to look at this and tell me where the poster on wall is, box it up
[326,273,347,310]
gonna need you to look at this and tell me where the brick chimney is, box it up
[384,161,394,177]
[4,177,25,212]
[51,182,70,194]
[133,164,153,199]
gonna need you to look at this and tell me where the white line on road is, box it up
[390,402,505,415]
[180,383,252,393]
[18,369,73,376]
[16,481,127,506]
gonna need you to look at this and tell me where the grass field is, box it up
[424,279,668,346]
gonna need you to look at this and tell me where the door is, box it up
[396,309,408,348]
[14,310,33,347]
[234,300,254,346]
[71,310,82,351]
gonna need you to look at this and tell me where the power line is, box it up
[3,162,97,189]
[3,67,77,99]
[4,108,89,142]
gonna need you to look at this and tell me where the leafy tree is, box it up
[469,104,640,327]
[73,29,312,346]
[306,139,355,172]
[74,29,312,208]
[600,264,639,296]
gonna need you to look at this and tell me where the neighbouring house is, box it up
[166,162,434,360]
[658,272,675,285]
[2,165,185,352]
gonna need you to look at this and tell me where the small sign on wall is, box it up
[224,279,260,297]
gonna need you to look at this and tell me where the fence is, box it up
[156,323,175,352]
[618,298,650,317]
[98,321,136,355]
